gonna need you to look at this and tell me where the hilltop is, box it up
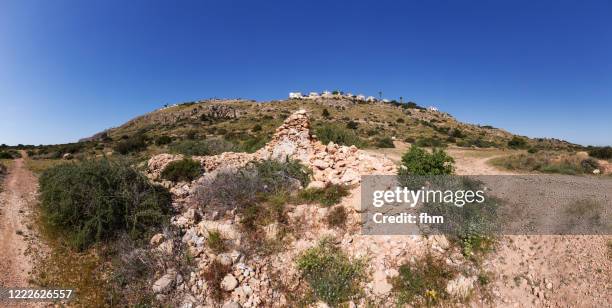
[68,97,576,158]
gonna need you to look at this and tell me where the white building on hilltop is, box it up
[366,96,377,102]
[427,106,439,111]
[321,91,333,98]
[307,92,320,99]
[289,92,303,99]
[356,94,366,101]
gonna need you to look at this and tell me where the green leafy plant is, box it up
[297,239,365,306]
[297,184,350,207]
[39,159,171,250]
[315,124,367,148]
[400,145,454,175]
[375,137,395,148]
[161,158,202,182]
[391,254,456,306]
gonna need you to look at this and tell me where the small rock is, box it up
[446,275,476,299]
[307,180,327,189]
[222,301,241,308]
[221,274,239,291]
[150,233,165,246]
[216,253,233,266]
[153,269,177,293]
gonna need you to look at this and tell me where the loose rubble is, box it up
[144,110,473,307]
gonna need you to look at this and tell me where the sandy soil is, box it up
[448,148,610,307]
[370,145,611,307]
[0,154,44,306]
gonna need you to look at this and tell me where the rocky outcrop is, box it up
[145,110,405,307]
[146,109,396,187]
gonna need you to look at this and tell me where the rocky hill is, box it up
[86,97,578,154]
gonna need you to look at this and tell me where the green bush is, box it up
[39,159,171,250]
[161,158,202,182]
[297,184,350,207]
[237,135,269,153]
[155,135,172,146]
[508,136,528,148]
[527,147,539,154]
[322,109,331,118]
[206,229,226,253]
[315,125,367,148]
[0,149,22,159]
[392,254,456,306]
[375,137,395,148]
[580,158,600,173]
[114,135,147,154]
[194,159,311,212]
[326,206,347,228]
[400,145,454,175]
[346,120,359,130]
[588,146,612,159]
[170,139,236,156]
[252,124,262,132]
[415,137,445,148]
[297,239,365,306]
[449,128,465,138]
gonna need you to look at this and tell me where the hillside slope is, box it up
[89,98,577,153]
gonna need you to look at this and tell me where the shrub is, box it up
[170,139,236,156]
[400,146,454,175]
[326,206,347,228]
[449,128,465,138]
[415,137,445,148]
[396,118,405,123]
[155,135,172,146]
[114,135,147,154]
[420,177,498,256]
[346,120,359,130]
[0,149,21,159]
[206,230,226,253]
[375,137,395,148]
[39,159,171,250]
[588,146,612,160]
[315,124,367,148]
[322,108,331,118]
[161,158,202,182]
[237,135,269,153]
[527,147,539,154]
[297,184,350,207]
[580,158,600,173]
[508,136,528,148]
[490,152,591,175]
[194,159,311,213]
[252,124,262,132]
[202,260,232,301]
[185,130,198,140]
[297,239,365,306]
[391,254,456,306]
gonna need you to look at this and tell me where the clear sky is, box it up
[1,0,610,146]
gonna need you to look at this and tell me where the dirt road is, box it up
[0,155,39,288]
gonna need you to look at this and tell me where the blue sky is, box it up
[1,0,610,146]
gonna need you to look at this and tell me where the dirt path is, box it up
[370,144,611,306]
[0,155,39,288]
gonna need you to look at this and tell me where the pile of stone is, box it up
[146,109,396,190]
[145,110,410,306]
